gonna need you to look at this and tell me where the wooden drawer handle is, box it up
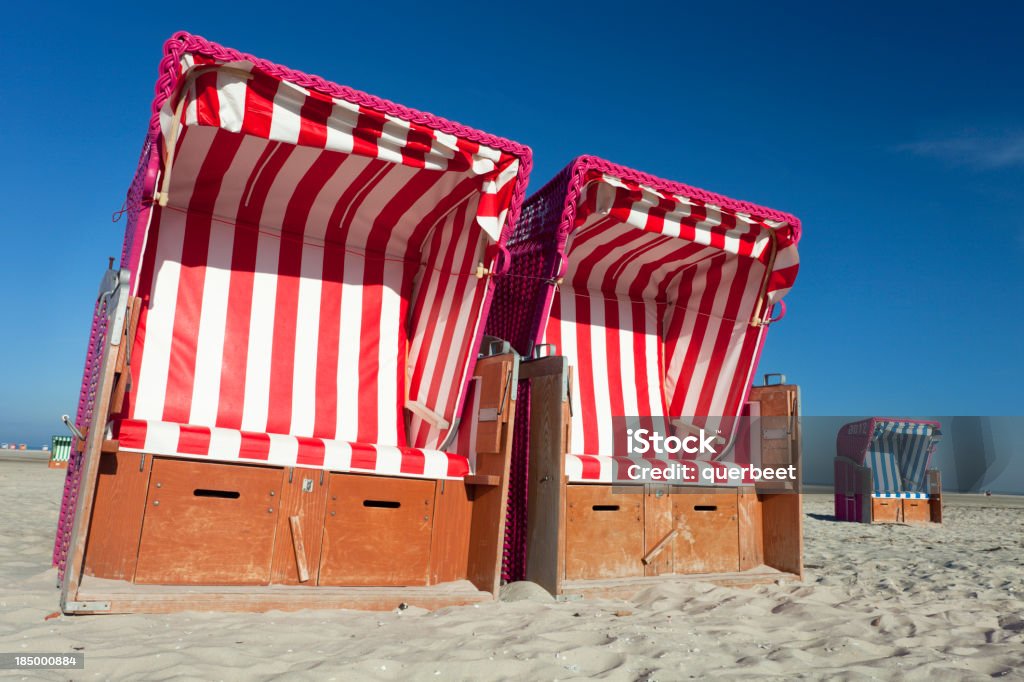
[363,500,401,509]
[193,489,240,499]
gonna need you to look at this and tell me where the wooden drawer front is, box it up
[565,485,644,580]
[871,498,901,523]
[902,498,931,524]
[318,474,435,587]
[672,489,740,574]
[135,458,281,585]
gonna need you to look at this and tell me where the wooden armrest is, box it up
[465,474,501,487]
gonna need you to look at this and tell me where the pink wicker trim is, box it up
[490,156,802,355]
[552,155,802,259]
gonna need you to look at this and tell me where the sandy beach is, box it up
[1,458,1021,681]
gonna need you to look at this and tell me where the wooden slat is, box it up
[429,480,472,585]
[761,493,804,578]
[289,516,310,583]
[524,359,569,595]
[737,489,764,570]
[643,484,673,575]
[73,576,492,614]
[559,565,796,600]
[270,468,328,585]
[641,528,677,566]
[465,474,500,487]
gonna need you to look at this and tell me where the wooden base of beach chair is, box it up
[68,576,491,614]
[835,458,943,524]
[552,486,804,598]
[561,484,797,587]
[559,565,798,600]
[518,357,804,598]
[62,317,519,613]
[82,455,494,593]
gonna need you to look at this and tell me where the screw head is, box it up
[269,491,275,496]
[153,500,160,506]
[155,482,162,488]
[267,508,274,513]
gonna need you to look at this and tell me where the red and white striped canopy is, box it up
[497,157,800,475]
[111,34,531,478]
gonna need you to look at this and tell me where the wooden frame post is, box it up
[61,268,132,612]
[519,356,569,596]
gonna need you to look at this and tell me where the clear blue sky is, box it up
[2,2,1022,445]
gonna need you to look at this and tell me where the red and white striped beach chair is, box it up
[834,418,943,524]
[54,33,531,614]
[488,156,804,598]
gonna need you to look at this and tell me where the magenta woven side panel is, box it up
[501,379,531,582]
[565,155,802,240]
[147,33,532,247]
[485,166,571,354]
[52,297,108,576]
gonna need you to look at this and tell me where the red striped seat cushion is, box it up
[115,419,469,480]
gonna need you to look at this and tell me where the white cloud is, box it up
[897,133,1024,170]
